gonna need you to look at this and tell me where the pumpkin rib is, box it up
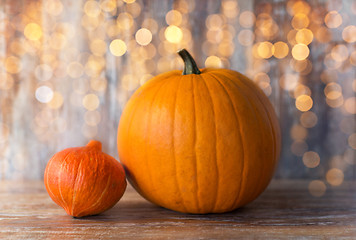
[144,78,174,204]
[57,152,73,213]
[191,74,201,211]
[77,174,112,217]
[208,73,247,210]
[217,70,278,203]
[199,74,220,212]
[171,75,188,212]
[71,156,84,215]
[221,70,278,176]
[216,72,274,206]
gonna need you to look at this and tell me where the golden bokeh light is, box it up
[205,56,222,68]
[295,28,313,45]
[24,23,43,41]
[238,29,254,46]
[324,11,342,28]
[291,13,309,29]
[109,39,127,56]
[348,133,356,149]
[291,140,308,156]
[290,124,308,140]
[303,151,320,168]
[296,95,313,112]
[165,10,182,26]
[82,94,100,111]
[344,97,356,114]
[272,41,289,59]
[257,41,273,59]
[164,25,183,44]
[342,25,356,43]
[48,92,64,109]
[292,44,310,60]
[135,28,152,46]
[330,44,349,62]
[326,168,344,186]
[239,11,255,28]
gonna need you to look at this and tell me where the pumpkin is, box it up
[44,140,127,217]
[117,49,280,214]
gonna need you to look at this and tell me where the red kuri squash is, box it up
[44,140,127,217]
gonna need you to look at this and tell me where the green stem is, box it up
[177,49,201,75]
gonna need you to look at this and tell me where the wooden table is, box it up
[0,180,355,239]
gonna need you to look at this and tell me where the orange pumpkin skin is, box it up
[44,140,127,217]
[117,50,280,214]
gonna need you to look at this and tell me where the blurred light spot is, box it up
[206,14,224,30]
[326,168,344,186]
[288,1,311,16]
[165,10,182,26]
[5,56,21,74]
[90,39,107,56]
[315,27,331,43]
[296,95,313,112]
[300,111,318,128]
[44,0,64,16]
[165,25,183,44]
[303,151,320,168]
[84,111,101,126]
[121,74,139,91]
[222,0,239,19]
[292,13,309,29]
[272,41,289,59]
[82,94,100,111]
[67,62,84,78]
[123,0,136,3]
[48,92,64,109]
[308,180,326,197]
[292,44,309,60]
[109,39,127,56]
[257,41,273,59]
[126,2,141,18]
[239,11,255,28]
[90,78,107,92]
[279,73,299,91]
[100,0,117,12]
[117,13,134,30]
[205,56,222,68]
[238,29,254,46]
[295,28,313,45]
[24,23,42,41]
[135,28,152,46]
[35,86,54,103]
[331,44,349,62]
[291,140,308,156]
[293,84,311,99]
[324,82,342,100]
[290,124,308,140]
[84,0,101,17]
[342,25,356,43]
[325,11,342,28]
[344,97,356,114]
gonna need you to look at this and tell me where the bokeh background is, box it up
[0,0,355,197]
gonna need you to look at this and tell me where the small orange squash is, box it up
[118,49,280,214]
[44,140,127,217]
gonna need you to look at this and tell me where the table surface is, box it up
[0,180,355,239]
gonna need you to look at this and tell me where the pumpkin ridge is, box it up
[45,155,58,205]
[209,73,246,209]
[145,79,173,204]
[238,73,280,180]
[199,74,220,212]
[191,75,201,211]
[214,70,276,205]
[58,151,73,213]
[77,174,112,217]
[71,156,84,215]
[172,75,188,212]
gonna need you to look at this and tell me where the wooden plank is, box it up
[0,180,355,239]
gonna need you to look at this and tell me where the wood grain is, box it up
[0,180,355,239]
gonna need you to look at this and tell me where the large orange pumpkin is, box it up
[118,49,280,214]
[44,140,127,217]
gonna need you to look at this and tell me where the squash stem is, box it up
[178,49,201,75]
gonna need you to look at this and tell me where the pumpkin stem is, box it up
[86,140,102,151]
[178,49,201,75]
